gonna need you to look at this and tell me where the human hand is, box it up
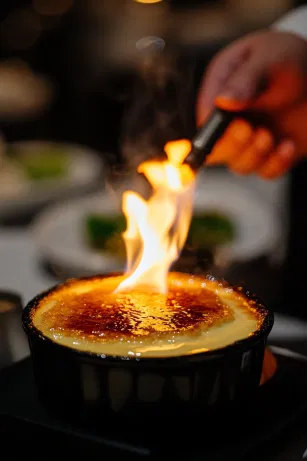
[197,30,307,179]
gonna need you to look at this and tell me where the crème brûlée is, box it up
[32,273,265,358]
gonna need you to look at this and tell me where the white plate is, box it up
[31,170,281,275]
[0,141,104,219]
[194,170,281,261]
[32,191,124,274]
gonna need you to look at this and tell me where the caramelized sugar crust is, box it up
[37,289,233,341]
[32,274,262,344]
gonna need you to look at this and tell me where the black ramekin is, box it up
[22,274,274,431]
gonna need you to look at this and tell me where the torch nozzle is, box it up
[184,107,236,172]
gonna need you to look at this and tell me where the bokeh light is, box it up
[133,0,163,3]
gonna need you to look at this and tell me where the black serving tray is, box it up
[1,346,307,461]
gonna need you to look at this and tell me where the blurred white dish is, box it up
[32,191,123,274]
[31,170,281,275]
[0,140,103,219]
[194,170,281,261]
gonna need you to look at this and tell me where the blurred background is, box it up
[0,0,306,329]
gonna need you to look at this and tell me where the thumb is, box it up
[197,41,250,125]
[216,56,266,110]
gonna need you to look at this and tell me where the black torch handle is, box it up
[184,107,239,172]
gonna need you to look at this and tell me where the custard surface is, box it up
[32,273,264,357]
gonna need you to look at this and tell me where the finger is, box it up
[229,128,274,175]
[257,140,296,179]
[206,118,253,165]
[217,54,266,105]
[252,64,307,112]
[196,42,250,125]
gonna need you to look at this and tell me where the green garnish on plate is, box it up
[85,214,126,259]
[85,211,235,260]
[7,146,68,181]
[186,212,235,248]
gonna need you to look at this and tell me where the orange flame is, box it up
[116,139,195,294]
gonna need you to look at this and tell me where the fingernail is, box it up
[278,140,296,157]
[215,96,248,111]
[255,131,273,151]
[228,119,253,143]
